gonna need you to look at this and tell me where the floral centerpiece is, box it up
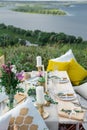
[0,62,24,109]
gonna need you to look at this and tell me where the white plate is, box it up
[58,79,69,83]
[27,77,39,84]
[58,92,76,101]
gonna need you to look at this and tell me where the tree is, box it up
[76,37,83,43]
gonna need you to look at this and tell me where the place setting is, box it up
[52,77,69,84]
[58,100,86,122]
[58,77,69,84]
[48,72,69,84]
[57,92,77,101]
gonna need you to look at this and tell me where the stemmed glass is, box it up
[48,75,58,101]
[53,64,58,75]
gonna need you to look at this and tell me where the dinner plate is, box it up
[57,92,76,101]
[27,76,39,84]
[58,79,69,83]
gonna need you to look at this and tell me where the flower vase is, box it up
[7,86,15,110]
[8,93,14,110]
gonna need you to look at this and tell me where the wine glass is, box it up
[53,64,59,76]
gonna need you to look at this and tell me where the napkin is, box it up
[58,101,85,121]
[14,93,27,104]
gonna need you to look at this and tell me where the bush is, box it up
[0,24,86,47]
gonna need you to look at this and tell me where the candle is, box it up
[36,86,45,104]
[45,72,48,92]
[36,56,42,67]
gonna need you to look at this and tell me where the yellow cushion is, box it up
[47,60,69,71]
[67,59,87,85]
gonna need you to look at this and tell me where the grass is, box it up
[1,43,87,72]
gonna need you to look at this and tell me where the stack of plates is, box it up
[58,78,69,83]
[57,92,76,101]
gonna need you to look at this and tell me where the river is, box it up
[0,2,87,40]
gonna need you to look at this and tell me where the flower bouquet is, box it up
[0,62,24,109]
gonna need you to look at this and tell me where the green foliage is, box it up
[38,77,45,83]
[0,49,3,56]
[0,23,86,47]
[44,94,58,104]
[0,23,6,29]
[61,109,83,114]
[27,87,36,97]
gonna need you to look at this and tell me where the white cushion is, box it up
[0,113,11,130]
[74,82,87,99]
[52,49,76,62]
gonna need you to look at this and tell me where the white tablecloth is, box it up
[28,96,59,130]
[45,104,59,130]
[0,93,8,115]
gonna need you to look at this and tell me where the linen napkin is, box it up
[14,93,27,104]
[58,101,85,121]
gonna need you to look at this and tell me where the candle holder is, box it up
[37,71,48,93]
[37,66,42,72]
[37,104,49,119]
[38,80,46,92]
[44,101,50,107]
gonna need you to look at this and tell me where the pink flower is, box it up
[2,64,11,74]
[37,71,44,77]
[16,71,24,81]
[2,64,7,70]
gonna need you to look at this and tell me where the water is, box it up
[0,2,87,40]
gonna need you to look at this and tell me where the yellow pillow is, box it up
[67,59,87,85]
[47,60,69,71]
